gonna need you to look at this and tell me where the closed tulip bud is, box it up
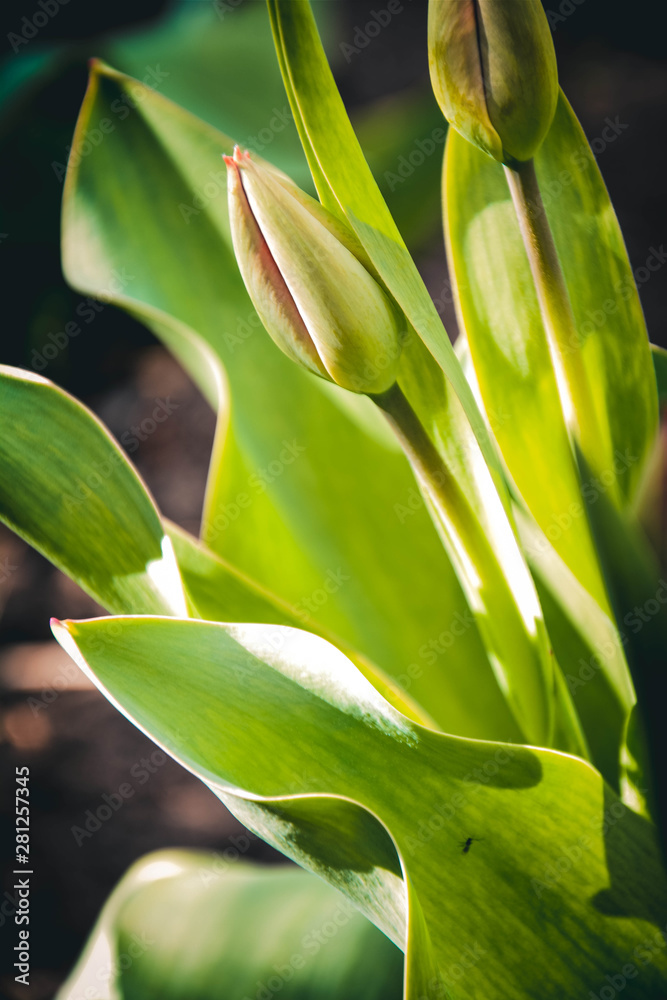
[224,147,405,394]
[428,0,558,164]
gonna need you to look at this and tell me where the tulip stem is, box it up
[370,383,489,569]
[504,158,599,451]
[371,382,539,745]
[372,382,591,757]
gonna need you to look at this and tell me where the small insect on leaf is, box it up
[460,837,482,854]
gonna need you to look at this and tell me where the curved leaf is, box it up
[0,365,185,616]
[57,851,403,1000]
[54,615,667,1000]
[444,94,657,611]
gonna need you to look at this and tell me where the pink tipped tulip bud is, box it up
[224,147,405,394]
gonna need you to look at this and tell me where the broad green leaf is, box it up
[61,61,519,743]
[445,117,605,613]
[167,519,298,628]
[55,615,667,1000]
[167,520,438,728]
[0,365,185,616]
[445,95,657,610]
[0,352,445,729]
[538,98,657,504]
[266,0,578,749]
[57,851,403,1000]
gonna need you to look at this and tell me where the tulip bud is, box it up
[224,147,405,394]
[428,0,558,164]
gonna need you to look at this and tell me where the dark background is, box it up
[0,1,665,997]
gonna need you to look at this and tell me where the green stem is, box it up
[504,158,599,448]
[371,382,592,760]
[371,383,484,570]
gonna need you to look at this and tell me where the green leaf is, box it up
[444,95,657,610]
[265,0,581,750]
[167,519,297,627]
[168,519,441,728]
[55,615,667,1000]
[537,97,657,504]
[0,365,185,616]
[57,851,403,1000]
[61,61,519,743]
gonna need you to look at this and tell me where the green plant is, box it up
[3,1,667,997]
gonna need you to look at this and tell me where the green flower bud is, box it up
[428,0,558,164]
[224,147,405,394]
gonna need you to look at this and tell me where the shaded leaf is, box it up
[57,851,403,1000]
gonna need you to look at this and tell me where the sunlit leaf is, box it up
[0,365,185,616]
[55,615,667,1000]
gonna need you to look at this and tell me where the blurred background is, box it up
[0,1,665,996]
